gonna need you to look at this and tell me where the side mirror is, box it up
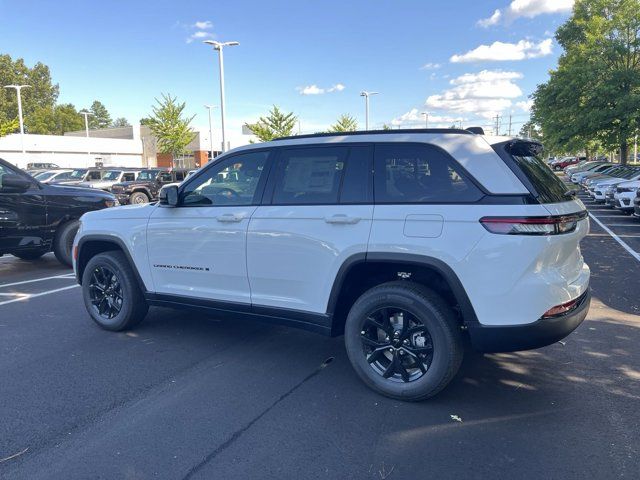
[158,184,179,207]
[0,174,32,193]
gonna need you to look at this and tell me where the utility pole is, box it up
[421,111,429,128]
[204,104,217,160]
[4,84,30,156]
[360,91,379,130]
[508,114,512,136]
[79,110,93,161]
[634,133,638,164]
[494,115,500,135]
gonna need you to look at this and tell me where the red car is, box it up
[552,156,584,171]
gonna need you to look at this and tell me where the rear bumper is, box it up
[467,290,590,353]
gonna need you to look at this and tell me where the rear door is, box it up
[247,144,373,314]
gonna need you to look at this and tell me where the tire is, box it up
[53,220,80,267]
[344,281,463,401]
[82,251,149,331]
[129,191,149,204]
[13,249,48,261]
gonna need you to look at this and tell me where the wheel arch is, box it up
[327,252,479,336]
[76,235,147,293]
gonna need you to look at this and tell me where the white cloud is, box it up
[420,62,441,70]
[187,30,215,43]
[450,38,553,62]
[297,83,345,95]
[193,20,213,29]
[516,99,533,111]
[425,69,524,119]
[477,9,502,28]
[478,0,573,27]
[391,108,465,127]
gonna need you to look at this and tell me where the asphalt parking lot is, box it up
[1,189,639,479]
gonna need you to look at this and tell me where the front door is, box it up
[0,162,47,253]
[146,150,271,303]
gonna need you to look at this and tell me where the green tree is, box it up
[112,117,131,128]
[139,117,153,126]
[0,118,19,137]
[0,54,59,126]
[382,124,393,130]
[532,0,640,163]
[328,114,358,132]
[88,100,112,129]
[27,103,85,135]
[145,94,196,156]
[518,121,543,141]
[245,105,297,142]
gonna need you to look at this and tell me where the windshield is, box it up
[34,171,55,180]
[137,170,158,181]
[69,169,87,179]
[102,170,122,181]
[512,154,570,203]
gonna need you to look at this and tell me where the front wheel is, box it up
[344,281,463,401]
[53,220,80,267]
[129,192,149,204]
[82,251,148,331]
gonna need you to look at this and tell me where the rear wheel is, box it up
[53,220,80,267]
[344,281,463,401]
[13,249,48,261]
[82,251,148,331]
[129,191,149,204]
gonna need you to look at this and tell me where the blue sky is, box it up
[0,0,573,134]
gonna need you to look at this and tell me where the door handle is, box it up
[324,214,361,225]
[216,213,244,223]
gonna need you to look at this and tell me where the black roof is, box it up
[274,128,476,141]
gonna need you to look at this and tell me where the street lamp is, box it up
[360,91,379,131]
[204,40,239,153]
[4,84,30,155]
[204,104,217,159]
[421,111,429,128]
[79,110,93,159]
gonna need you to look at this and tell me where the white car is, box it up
[73,129,590,401]
[591,170,640,202]
[571,163,614,183]
[32,169,74,184]
[77,169,141,192]
[610,179,640,212]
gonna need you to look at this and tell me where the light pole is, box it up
[204,40,239,153]
[4,84,30,155]
[204,104,217,159]
[360,91,379,130]
[421,111,429,128]
[79,110,93,159]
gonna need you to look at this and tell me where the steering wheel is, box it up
[216,187,239,199]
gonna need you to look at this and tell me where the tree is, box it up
[0,54,59,126]
[139,117,153,126]
[328,114,358,132]
[27,103,85,135]
[145,94,196,156]
[88,100,112,129]
[532,0,640,163]
[245,106,297,142]
[0,118,19,137]
[518,121,543,141]
[382,124,393,130]
[112,117,131,128]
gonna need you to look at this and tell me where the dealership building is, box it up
[0,124,255,169]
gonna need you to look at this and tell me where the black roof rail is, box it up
[273,128,473,141]
[465,127,485,135]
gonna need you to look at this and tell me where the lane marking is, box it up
[0,285,79,306]
[0,273,75,289]
[600,224,640,228]
[591,215,632,218]
[588,213,640,262]
[587,233,640,238]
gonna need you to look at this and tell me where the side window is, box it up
[374,144,483,203]
[122,172,135,182]
[158,172,172,183]
[272,147,347,205]
[89,171,102,180]
[174,171,186,182]
[182,150,269,206]
[340,146,372,204]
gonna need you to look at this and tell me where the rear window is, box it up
[499,141,570,204]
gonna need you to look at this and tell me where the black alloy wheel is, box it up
[88,265,123,320]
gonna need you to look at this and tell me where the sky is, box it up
[0,0,574,135]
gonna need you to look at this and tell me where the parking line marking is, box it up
[0,273,75,289]
[592,215,634,218]
[601,223,640,227]
[0,285,79,306]
[589,213,640,262]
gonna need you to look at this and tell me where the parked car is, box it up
[77,169,141,192]
[570,163,613,183]
[0,158,117,266]
[26,162,60,170]
[590,168,640,202]
[73,129,590,401]
[53,168,107,186]
[611,180,640,212]
[110,168,189,204]
[583,166,636,190]
[33,169,74,184]
[551,156,578,170]
[566,161,606,177]
[632,191,640,217]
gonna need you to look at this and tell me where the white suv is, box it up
[73,129,591,401]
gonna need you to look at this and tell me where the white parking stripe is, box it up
[589,213,640,262]
[601,224,640,227]
[0,274,75,289]
[0,285,79,306]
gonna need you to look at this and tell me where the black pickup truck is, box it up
[110,168,188,204]
[0,158,117,266]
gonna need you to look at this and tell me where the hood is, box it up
[81,202,156,221]
[45,183,115,199]
[616,179,640,189]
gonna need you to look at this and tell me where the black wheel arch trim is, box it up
[75,234,148,293]
[326,252,480,327]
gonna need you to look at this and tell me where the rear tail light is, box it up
[480,211,588,235]
[542,297,581,318]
